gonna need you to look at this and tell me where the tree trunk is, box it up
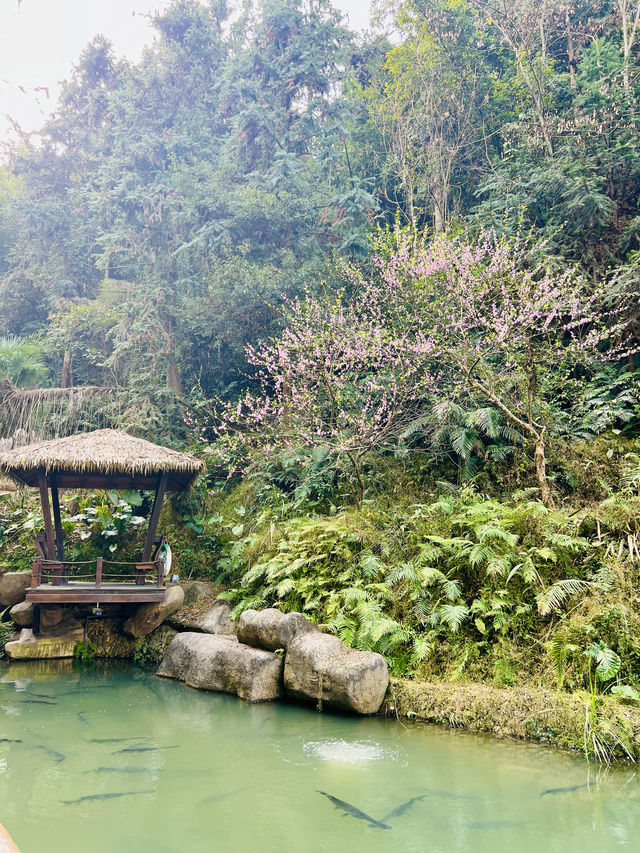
[60,350,73,388]
[566,8,577,90]
[534,432,554,508]
[166,361,183,397]
[433,182,446,233]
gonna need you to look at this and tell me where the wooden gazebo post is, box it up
[37,471,55,560]
[50,472,65,561]
[142,471,168,561]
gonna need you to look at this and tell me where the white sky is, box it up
[0,0,373,142]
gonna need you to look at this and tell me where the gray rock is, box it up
[9,600,34,628]
[123,585,185,638]
[180,580,216,607]
[237,608,318,651]
[0,571,31,607]
[198,601,237,635]
[5,626,84,660]
[168,600,237,635]
[156,632,284,702]
[284,633,389,715]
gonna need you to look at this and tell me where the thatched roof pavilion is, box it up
[0,430,204,604]
[0,428,203,491]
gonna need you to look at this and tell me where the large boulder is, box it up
[179,580,221,607]
[284,633,389,715]
[169,600,237,635]
[123,585,185,638]
[4,626,84,660]
[198,601,237,635]
[9,600,34,628]
[157,632,284,702]
[237,608,319,652]
[0,571,31,607]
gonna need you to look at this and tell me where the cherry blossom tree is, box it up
[212,287,441,503]
[354,227,630,506]
[214,227,629,506]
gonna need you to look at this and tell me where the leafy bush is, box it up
[217,486,612,676]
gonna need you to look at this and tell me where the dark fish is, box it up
[77,712,89,726]
[258,717,273,731]
[0,738,22,743]
[381,795,426,823]
[317,791,391,830]
[19,699,56,705]
[114,746,178,754]
[90,767,152,775]
[62,790,153,806]
[541,784,590,797]
[89,738,148,744]
[198,787,248,807]
[37,745,65,762]
[24,691,56,699]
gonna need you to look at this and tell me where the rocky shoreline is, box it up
[3,571,639,759]
[0,576,389,716]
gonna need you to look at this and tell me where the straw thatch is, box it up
[0,429,204,491]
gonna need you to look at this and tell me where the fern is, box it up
[537,578,594,616]
[439,603,470,633]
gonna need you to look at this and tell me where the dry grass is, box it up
[384,678,640,762]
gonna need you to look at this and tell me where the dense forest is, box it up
[2,0,640,758]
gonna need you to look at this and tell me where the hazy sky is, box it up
[0,0,373,141]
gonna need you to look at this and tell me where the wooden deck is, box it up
[26,582,167,604]
[28,555,167,605]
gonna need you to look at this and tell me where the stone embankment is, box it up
[157,606,389,714]
[1,577,389,714]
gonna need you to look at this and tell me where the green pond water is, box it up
[0,661,638,852]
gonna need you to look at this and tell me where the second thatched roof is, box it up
[0,429,204,491]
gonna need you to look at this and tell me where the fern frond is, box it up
[439,603,470,633]
[537,578,594,616]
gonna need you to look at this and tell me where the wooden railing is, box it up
[31,556,165,589]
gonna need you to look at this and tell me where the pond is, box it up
[0,661,637,852]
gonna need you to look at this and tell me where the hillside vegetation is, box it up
[1,0,640,760]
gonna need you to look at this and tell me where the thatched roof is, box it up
[0,429,204,491]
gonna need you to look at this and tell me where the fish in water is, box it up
[381,795,426,823]
[24,691,55,699]
[541,784,591,797]
[89,738,148,744]
[37,745,65,762]
[19,699,56,705]
[197,788,248,808]
[77,713,89,726]
[114,746,178,754]
[0,739,22,744]
[62,790,153,806]
[90,767,152,775]
[317,791,391,830]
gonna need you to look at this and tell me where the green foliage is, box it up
[0,335,49,389]
[215,485,609,675]
[74,639,98,662]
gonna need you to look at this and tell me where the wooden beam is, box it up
[37,471,55,560]
[142,472,168,561]
[26,587,167,604]
[50,473,65,562]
